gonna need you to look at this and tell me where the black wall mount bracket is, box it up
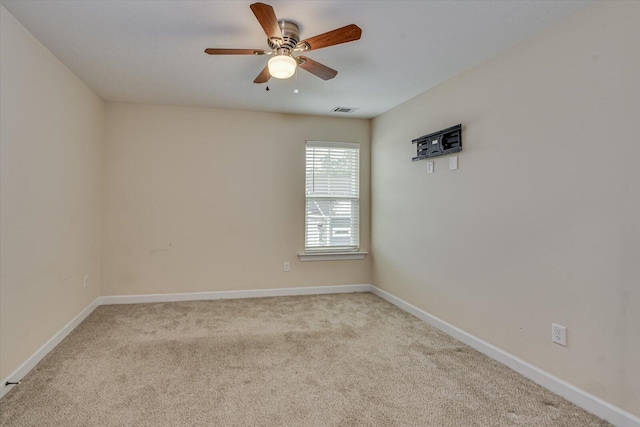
[412,124,462,161]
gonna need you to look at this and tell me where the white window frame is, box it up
[299,141,367,261]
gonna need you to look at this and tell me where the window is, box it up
[305,141,360,252]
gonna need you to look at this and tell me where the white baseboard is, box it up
[1,297,100,400]
[370,285,640,427]
[99,284,371,305]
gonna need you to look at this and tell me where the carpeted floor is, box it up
[0,293,609,426]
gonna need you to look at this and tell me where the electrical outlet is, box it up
[83,275,89,288]
[283,262,290,272]
[552,324,567,346]
[427,161,434,174]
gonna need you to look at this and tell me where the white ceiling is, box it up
[1,0,592,119]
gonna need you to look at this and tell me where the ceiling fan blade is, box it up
[297,56,338,80]
[250,3,282,41]
[204,48,265,55]
[298,24,362,51]
[254,65,271,84]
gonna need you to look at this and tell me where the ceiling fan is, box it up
[204,2,362,84]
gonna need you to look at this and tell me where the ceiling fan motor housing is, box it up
[204,3,361,84]
[268,20,300,52]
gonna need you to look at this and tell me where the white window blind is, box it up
[305,141,360,251]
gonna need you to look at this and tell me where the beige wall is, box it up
[102,103,370,296]
[0,6,105,380]
[371,1,640,416]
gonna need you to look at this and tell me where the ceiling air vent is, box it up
[331,106,359,114]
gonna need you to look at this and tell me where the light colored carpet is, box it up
[0,293,609,426]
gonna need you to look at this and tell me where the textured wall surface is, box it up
[1,6,105,380]
[102,103,371,296]
[371,2,640,417]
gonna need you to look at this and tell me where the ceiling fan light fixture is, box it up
[268,55,296,79]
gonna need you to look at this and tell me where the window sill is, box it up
[297,252,368,262]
